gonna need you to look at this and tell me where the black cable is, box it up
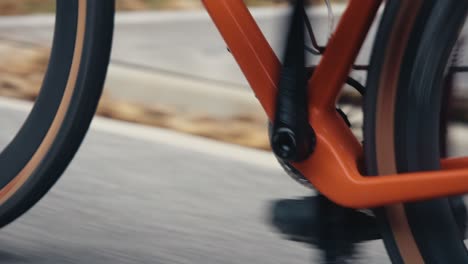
[303,6,373,73]
[346,76,366,95]
[304,45,322,55]
[303,8,326,54]
[308,66,365,95]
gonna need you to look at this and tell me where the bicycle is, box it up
[204,0,468,263]
[0,0,467,263]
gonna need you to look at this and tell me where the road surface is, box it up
[0,98,396,264]
[0,102,467,264]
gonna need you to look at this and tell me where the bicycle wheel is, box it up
[0,0,114,227]
[365,0,468,263]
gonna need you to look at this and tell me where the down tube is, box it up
[202,0,279,120]
[203,0,382,117]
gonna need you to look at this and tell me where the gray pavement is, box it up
[0,98,394,264]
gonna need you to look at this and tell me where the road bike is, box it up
[0,0,467,263]
[205,1,468,263]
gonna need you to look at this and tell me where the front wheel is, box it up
[0,0,114,227]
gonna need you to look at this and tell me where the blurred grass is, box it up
[0,0,347,15]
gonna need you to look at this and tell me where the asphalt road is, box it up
[0,98,396,264]
[0,103,466,264]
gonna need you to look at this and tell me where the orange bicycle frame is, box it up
[203,0,468,208]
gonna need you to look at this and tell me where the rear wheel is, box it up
[0,0,114,227]
[365,0,468,263]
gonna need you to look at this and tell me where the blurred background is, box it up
[0,1,466,263]
[0,0,352,151]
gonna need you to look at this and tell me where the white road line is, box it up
[0,97,279,170]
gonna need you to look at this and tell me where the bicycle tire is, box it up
[365,0,468,263]
[0,0,114,227]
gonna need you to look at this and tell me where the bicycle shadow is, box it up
[0,247,26,263]
[268,195,382,263]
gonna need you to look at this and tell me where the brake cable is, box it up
[303,2,468,74]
